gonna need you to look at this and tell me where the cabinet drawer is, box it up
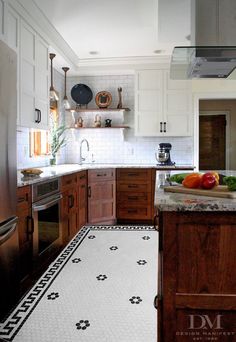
[17,186,31,212]
[88,169,115,182]
[77,170,87,184]
[117,192,151,205]
[117,168,152,181]
[117,181,152,192]
[61,173,77,191]
[117,206,151,220]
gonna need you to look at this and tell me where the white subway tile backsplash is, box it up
[17,73,194,169]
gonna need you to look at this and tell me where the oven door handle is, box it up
[33,194,62,211]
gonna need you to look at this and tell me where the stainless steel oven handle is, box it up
[0,216,18,245]
[33,194,62,211]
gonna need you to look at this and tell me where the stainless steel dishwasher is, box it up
[0,217,20,322]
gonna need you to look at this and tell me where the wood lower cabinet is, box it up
[17,186,33,294]
[76,171,88,229]
[61,173,78,244]
[61,171,88,244]
[160,211,236,341]
[116,168,155,224]
[88,169,116,224]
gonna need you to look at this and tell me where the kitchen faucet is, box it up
[79,139,90,163]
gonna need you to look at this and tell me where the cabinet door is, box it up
[77,171,87,229]
[163,70,192,136]
[20,20,49,129]
[20,21,36,128]
[135,70,163,136]
[88,180,116,224]
[68,188,78,240]
[35,36,49,129]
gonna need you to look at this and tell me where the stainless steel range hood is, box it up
[170,0,236,79]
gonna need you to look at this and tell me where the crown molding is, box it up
[78,55,171,67]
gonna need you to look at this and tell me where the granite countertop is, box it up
[17,163,195,187]
[155,170,236,212]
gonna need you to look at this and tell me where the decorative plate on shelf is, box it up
[21,168,43,177]
[71,84,93,105]
[95,91,112,108]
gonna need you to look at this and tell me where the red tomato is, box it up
[201,173,216,189]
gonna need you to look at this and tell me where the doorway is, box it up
[199,112,229,170]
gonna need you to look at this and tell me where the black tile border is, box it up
[0,225,154,341]
[0,226,90,341]
[90,225,155,231]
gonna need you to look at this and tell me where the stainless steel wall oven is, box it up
[32,178,62,266]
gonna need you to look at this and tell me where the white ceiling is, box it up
[34,0,191,61]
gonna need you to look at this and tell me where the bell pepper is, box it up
[182,173,202,188]
[200,172,216,189]
[210,171,219,186]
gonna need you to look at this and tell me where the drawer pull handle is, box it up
[68,194,74,208]
[17,196,26,203]
[163,121,166,133]
[88,186,91,198]
[81,184,86,189]
[26,216,34,239]
[80,175,86,180]
[128,185,138,188]
[127,173,139,177]
[160,122,163,133]
[128,196,138,200]
[97,173,107,177]
[154,294,162,309]
[127,209,137,213]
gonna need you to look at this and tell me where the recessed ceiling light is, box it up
[153,49,163,54]
[89,51,99,55]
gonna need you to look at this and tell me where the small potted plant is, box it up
[50,119,67,165]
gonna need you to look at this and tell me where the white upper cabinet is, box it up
[135,68,192,137]
[20,20,49,129]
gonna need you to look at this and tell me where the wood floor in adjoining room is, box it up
[0,226,158,342]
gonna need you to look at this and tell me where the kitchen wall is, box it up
[64,75,194,165]
[17,72,194,169]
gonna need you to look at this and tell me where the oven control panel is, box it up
[32,178,60,203]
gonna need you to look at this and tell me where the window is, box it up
[29,129,50,157]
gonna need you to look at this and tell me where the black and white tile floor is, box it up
[0,226,158,342]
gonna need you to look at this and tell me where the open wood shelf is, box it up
[70,125,130,129]
[67,108,130,112]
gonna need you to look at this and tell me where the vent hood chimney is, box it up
[170,0,236,79]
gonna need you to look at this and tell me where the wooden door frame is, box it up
[193,92,236,170]
[199,110,230,170]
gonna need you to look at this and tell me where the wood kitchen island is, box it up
[156,189,236,341]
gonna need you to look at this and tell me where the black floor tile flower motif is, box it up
[129,296,142,304]
[72,258,81,263]
[96,274,107,281]
[88,235,96,239]
[137,260,147,265]
[142,236,150,240]
[47,292,59,300]
[109,246,118,251]
[76,320,90,330]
